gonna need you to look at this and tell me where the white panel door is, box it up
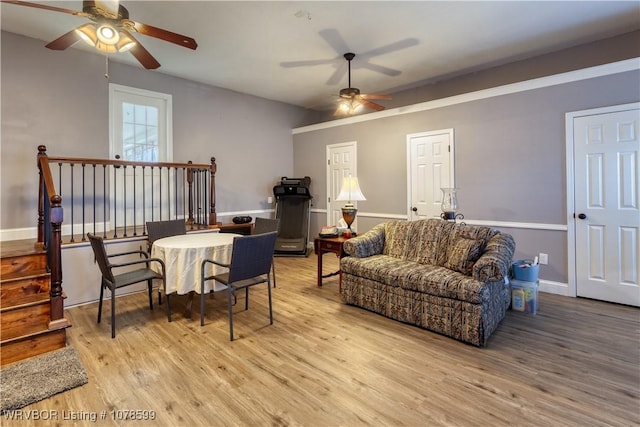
[109,85,173,233]
[574,108,640,306]
[327,142,357,227]
[407,130,454,219]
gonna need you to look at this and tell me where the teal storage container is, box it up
[512,259,539,282]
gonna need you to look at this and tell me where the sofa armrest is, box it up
[472,232,516,282]
[343,223,386,258]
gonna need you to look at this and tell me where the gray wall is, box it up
[1,31,321,230]
[293,69,640,285]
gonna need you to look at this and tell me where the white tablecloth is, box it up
[151,232,240,295]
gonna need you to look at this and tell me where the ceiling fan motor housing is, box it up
[340,87,360,98]
[83,1,129,20]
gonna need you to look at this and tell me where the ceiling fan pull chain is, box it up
[105,55,109,79]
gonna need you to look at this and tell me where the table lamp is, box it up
[336,175,366,237]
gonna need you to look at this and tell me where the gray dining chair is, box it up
[146,219,186,302]
[253,217,279,287]
[146,219,186,250]
[200,231,277,341]
[87,233,171,338]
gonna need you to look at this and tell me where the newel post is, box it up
[49,194,67,327]
[186,161,194,227]
[209,157,218,226]
[36,145,47,249]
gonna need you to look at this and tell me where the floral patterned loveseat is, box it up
[340,219,515,346]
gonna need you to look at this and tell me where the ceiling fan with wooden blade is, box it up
[335,52,392,116]
[281,29,418,85]
[3,0,197,69]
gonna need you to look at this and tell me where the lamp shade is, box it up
[336,175,366,204]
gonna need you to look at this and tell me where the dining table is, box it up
[150,231,241,318]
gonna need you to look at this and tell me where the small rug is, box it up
[0,347,88,412]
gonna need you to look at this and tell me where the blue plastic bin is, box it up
[512,259,539,282]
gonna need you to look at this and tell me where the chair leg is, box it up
[245,287,249,310]
[227,287,235,341]
[97,283,104,323]
[147,280,154,310]
[111,288,116,339]
[200,283,206,327]
[267,276,273,325]
[271,260,276,288]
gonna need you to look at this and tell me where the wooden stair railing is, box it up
[37,145,218,244]
[0,146,220,365]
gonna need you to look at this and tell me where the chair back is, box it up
[253,217,279,235]
[87,233,115,283]
[147,219,187,246]
[227,231,277,283]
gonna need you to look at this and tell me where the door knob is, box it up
[578,213,587,220]
[412,207,418,212]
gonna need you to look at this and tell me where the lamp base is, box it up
[342,206,357,236]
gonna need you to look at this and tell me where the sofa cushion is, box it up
[383,219,455,265]
[443,236,485,275]
[341,255,488,304]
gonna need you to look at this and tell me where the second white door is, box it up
[407,130,454,219]
[327,142,357,227]
[573,106,639,307]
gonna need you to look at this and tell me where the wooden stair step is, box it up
[0,328,67,367]
[1,252,47,276]
[1,238,69,366]
[1,268,50,283]
[1,269,51,307]
[0,293,51,341]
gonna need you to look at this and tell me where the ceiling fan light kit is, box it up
[76,23,135,53]
[336,52,391,116]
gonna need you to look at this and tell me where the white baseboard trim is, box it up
[538,279,570,296]
[1,227,37,241]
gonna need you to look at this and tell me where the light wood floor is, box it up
[5,254,639,426]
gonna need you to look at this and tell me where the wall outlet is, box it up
[539,253,548,265]
[267,196,273,204]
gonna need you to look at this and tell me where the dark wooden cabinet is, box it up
[218,222,254,235]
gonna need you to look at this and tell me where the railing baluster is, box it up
[151,166,155,222]
[123,165,127,237]
[102,164,107,238]
[142,165,147,235]
[159,166,163,221]
[93,164,96,236]
[181,168,186,224]
[133,165,137,236]
[174,167,178,220]
[81,163,86,241]
[69,163,75,243]
[113,165,118,238]
[210,157,217,226]
[187,161,194,227]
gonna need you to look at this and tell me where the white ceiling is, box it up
[2,1,639,111]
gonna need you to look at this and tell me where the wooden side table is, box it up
[314,236,349,289]
[217,222,254,235]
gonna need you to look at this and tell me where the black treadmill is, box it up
[273,176,312,256]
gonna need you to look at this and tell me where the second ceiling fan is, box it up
[336,52,391,115]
